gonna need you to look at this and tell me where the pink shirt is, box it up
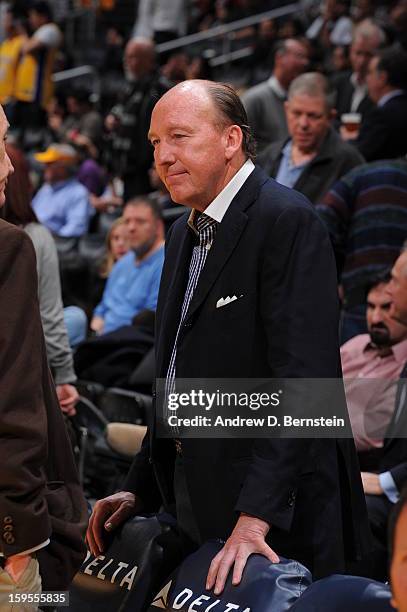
[341,334,407,451]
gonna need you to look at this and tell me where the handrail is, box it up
[52,65,96,83]
[155,3,301,54]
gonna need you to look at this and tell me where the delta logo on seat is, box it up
[81,550,139,591]
[151,581,251,612]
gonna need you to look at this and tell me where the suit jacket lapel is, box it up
[184,166,266,323]
[385,363,407,444]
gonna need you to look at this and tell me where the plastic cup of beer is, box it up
[341,113,362,134]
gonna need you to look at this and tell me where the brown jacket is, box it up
[0,219,87,589]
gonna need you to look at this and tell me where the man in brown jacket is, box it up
[0,104,87,606]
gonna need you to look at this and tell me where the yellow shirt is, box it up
[14,24,61,109]
[0,35,25,104]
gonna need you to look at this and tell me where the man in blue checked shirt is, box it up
[91,197,165,335]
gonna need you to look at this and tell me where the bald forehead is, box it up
[152,81,217,123]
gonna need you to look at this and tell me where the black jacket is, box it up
[124,167,371,578]
[355,93,407,161]
[332,71,375,122]
[259,128,364,204]
[379,367,407,490]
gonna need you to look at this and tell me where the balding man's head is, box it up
[124,37,156,79]
[389,250,407,325]
[273,38,309,90]
[149,80,250,210]
[350,19,386,80]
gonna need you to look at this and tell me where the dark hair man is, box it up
[87,79,370,592]
[349,45,407,161]
[341,272,407,459]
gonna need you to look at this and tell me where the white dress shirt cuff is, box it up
[0,539,50,557]
[379,472,399,504]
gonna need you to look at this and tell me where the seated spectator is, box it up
[241,38,309,153]
[317,159,407,343]
[0,6,27,120]
[57,87,103,155]
[389,487,407,612]
[346,45,407,161]
[91,197,165,335]
[3,142,79,416]
[330,43,351,75]
[32,143,92,237]
[306,0,353,47]
[341,271,407,464]
[333,20,385,123]
[258,72,363,204]
[160,52,189,86]
[99,216,130,279]
[13,1,62,134]
[245,18,277,86]
[88,216,130,308]
[358,251,407,581]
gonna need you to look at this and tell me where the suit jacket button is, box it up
[287,491,296,507]
[4,533,14,544]
[3,525,12,532]
[3,517,12,524]
[7,535,15,544]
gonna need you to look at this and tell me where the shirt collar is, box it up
[281,139,310,169]
[187,159,255,233]
[377,89,404,107]
[363,335,407,363]
[267,75,287,100]
[49,178,74,191]
[350,72,366,90]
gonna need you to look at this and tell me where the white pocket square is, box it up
[216,295,240,309]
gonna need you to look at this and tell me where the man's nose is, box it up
[298,116,309,129]
[154,141,176,166]
[371,308,383,324]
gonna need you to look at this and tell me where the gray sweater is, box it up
[25,222,76,384]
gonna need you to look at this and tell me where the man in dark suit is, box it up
[0,104,87,597]
[351,46,407,161]
[87,80,370,592]
[333,20,385,126]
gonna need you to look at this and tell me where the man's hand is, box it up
[56,384,79,416]
[86,491,141,557]
[361,472,383,495]
[4,554,31,582]
[90,316,104,334]
[206,514,279,595]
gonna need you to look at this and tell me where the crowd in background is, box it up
[1,0,407,592]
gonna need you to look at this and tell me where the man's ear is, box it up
[329,108,337,122]
[224,124,243,160]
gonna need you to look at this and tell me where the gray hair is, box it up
[287,72,336,111]
[352,19,386,47]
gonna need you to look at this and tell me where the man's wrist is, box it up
[239,513,270,536]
